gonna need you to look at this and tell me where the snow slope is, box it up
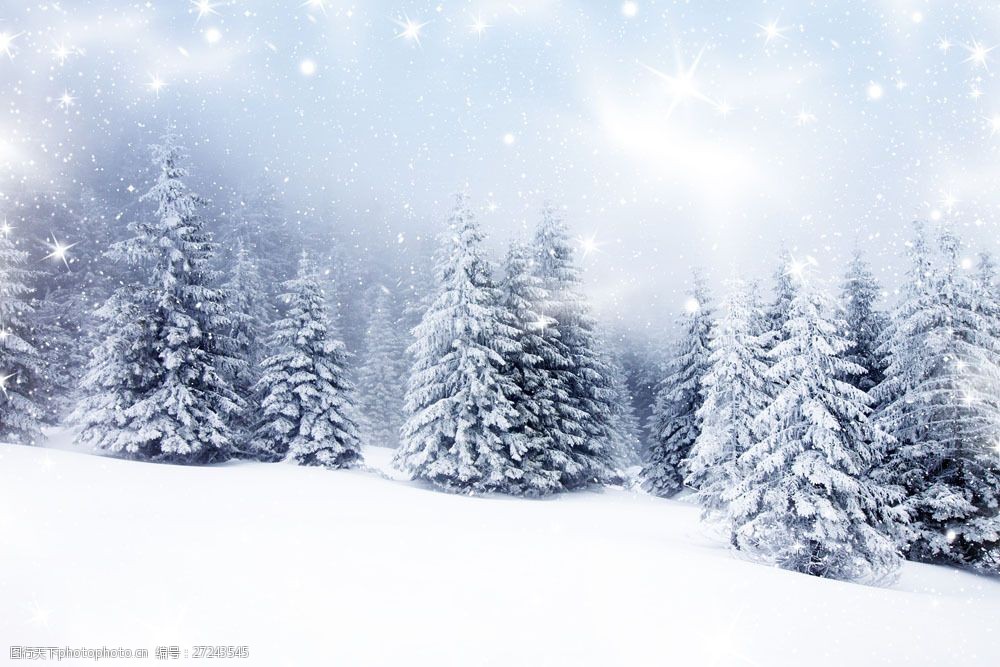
[1,439,998,667]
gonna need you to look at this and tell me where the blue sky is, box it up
[1,0,999,331]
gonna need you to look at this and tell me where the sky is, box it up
[1,0,999,334]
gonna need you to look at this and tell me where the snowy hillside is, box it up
[2,440,997,667]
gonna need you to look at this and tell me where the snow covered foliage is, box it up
[532,205,623,488]
[395,195,526,492]
[356,286,407,449]
[74,134,243,464]
[875,225,1000,573]
[685,277,771,521]
[841,251,888,391]
[252,253,362,469]
[726,274,902,583]
[223,240,271,455]
[0,228,44,445]
[642,271,713,498]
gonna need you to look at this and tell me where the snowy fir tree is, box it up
[764,248,797,349]
[495,241,570,495]
[532,205,623,488]
[74,134,243,464]
[395,195,530,492]
[641,271,713,497]
[726,274,902,583]
[0,226,45,445]
[875,225,1000,572]
[356,285,407,449]
[840,250,888,392]
[252,253,363,469]
[685,277,771,522]
[223,239,271,455]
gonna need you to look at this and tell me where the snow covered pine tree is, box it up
[532,205,623,488]
[841,250,888,391]
[252,253,363,468]
[642,271,713,497]
[0,224,45,445]
[685,277,770,523]
[356,286,407,449]
[74,133,243,464]
[224,239,271,456]
[727,271,902,583]
[875,224,1000,572]
[497,241,568,495]
[395,194,525,492]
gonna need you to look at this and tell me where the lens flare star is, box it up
[468,14,491,38]
[0,372,16,398]
[0,31,22,59]
[641,47,724,119]
[394,16,429,47]
[755,19,789,46]
[44,235,78,269]
[147,73,166,95]
[963,40,995,69]
[191,0,219,21]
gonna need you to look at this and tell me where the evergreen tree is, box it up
[686,277,771,521]
[641,271,713,497]
[74,133,242,464]
[764,248,797,350]
[496,242,567,495]
[224,239,270,455]
[252,253,363,468]
[532,205,622,488]
[395,195,526,493]
[727,276,902,583]
[0,226,44,445]
[356,286,407,449]
[875,226,1000,572]
[841,250,888,391]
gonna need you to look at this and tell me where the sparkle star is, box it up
[0,31,22,59]
[468,14,490,38]
[58,90,75,109]
[301,0,328,13]
[755,19,789,46]
[641,47,719,119]
[576,234,601,258]
[394,16,429,47]
[0,372,16,398]
[986,114,1000,136]
[796,109,817,125]
[147,73,166,95]
[191,0,219,21]
[44,235,78,269]
[51,42,74,65]
[963,40,995,69]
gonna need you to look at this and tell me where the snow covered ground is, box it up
[2,435,998,667]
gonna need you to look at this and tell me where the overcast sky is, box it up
[1,0,999,333]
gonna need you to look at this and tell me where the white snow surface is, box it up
[2,432,998,667]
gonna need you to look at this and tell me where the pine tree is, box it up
[875,226,1000,572]
[841,250,888,391]
[252,253,363,468]
[686,277,771,521]
[496,242,567,495]
[532,205,622,488]
[764,248,797,349]
[0,226,44,445]
[74,133,242,464]
[641,271,713,497]
[395,195,525,493]
[727,275,902,583]
[224,239,270,455]
[356,286,407,449]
